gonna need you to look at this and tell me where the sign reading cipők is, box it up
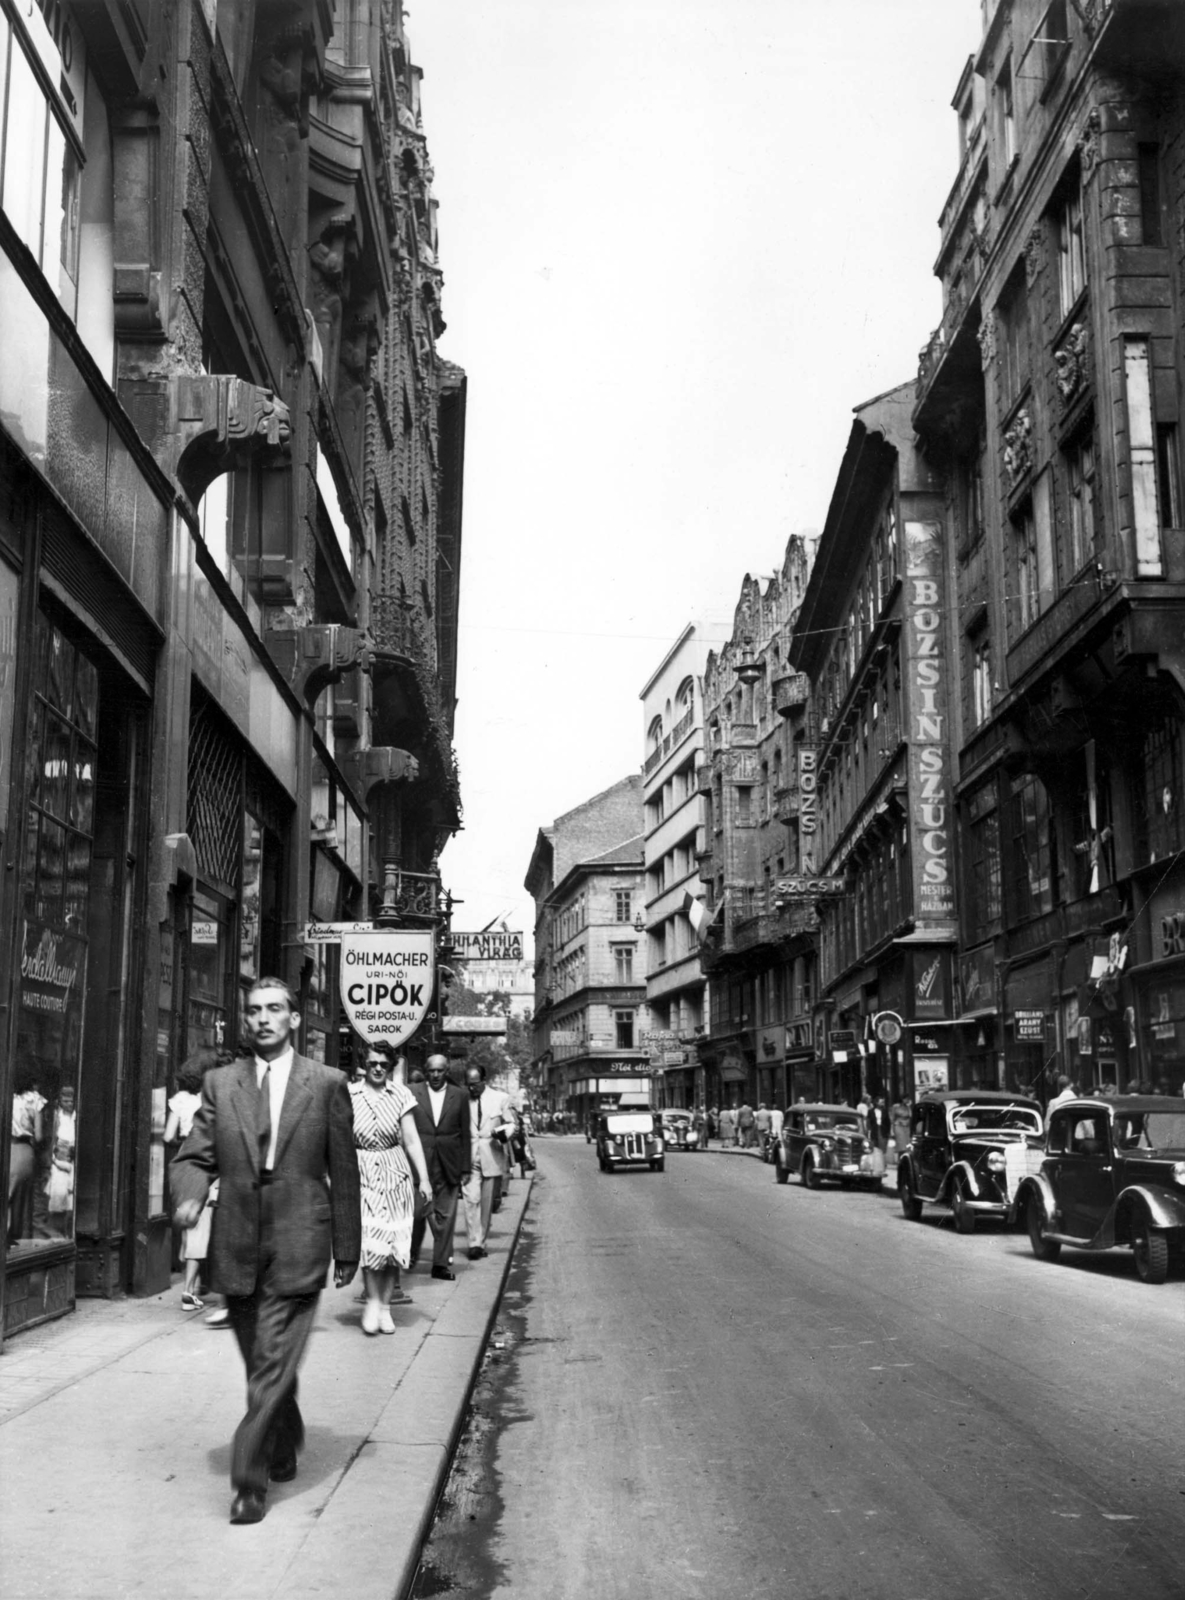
[340,929,434,1046]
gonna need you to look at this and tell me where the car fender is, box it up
[1014,1172,1054,1223]
[1114,1183,1185,1237]
[939,1158,982,1201]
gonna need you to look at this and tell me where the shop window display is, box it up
[8,614,97,1255]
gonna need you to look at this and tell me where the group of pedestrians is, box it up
[168,974,530,1527]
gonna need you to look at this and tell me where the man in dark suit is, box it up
[409,1053,471,1280]
[171,977,360,1525]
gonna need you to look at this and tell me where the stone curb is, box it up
[278,1174,535,1600]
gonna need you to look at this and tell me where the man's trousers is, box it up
[226,1187,320,1495]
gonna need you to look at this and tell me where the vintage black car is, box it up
[659,1110,703,1151]
[897,1090,1044,1230]
[1017,1096,1185,1284]
[596,1108,665,1173]
[773,1103,881,1190]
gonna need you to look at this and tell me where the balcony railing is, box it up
[644,704,696,776]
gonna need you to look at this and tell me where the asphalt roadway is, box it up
[415,1138,1185,1600]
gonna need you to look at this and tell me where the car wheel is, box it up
[774,1156,789,1185]
[952,1176,976,1234]
[803,1156,821,1190]
[899,1170,923,1221]
[653,1158,665,1173]
[1132,1211,1169,1284]
[1025,1195,1061,1262]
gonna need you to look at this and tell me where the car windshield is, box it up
[950,1104,1042,1136]
[605,1114,653,1134]
[803,1114,861,1134]
[663,1113,690,1124]
[1114,1112,1185,1152]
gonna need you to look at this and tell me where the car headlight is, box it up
[1172,1162,1185,1186]
[818,1137,834,1150]
[987,1152,1006,1172]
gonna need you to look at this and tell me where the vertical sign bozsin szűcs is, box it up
[904,521,955,921]
[340,929,435,1046]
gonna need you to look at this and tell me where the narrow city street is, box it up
[415,1141,1185,1600]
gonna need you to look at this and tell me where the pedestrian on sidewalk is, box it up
[164,1048,220,1309]
[349,1042,432,1334]
[866,1094,890,1177]
[462,1063,515,1260]
[409,1055,472,1281]
[170,975,361,1526]
[754,1102,772,1157]
[737,1101,756,1148]
[718,1106,735,1148]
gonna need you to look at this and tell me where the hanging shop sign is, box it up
[904,522,955,921]
[913,950,950,1020]
[775,874,845,899]
[873,1010,903,1045]
[798,747,818,874]
[440,1016,507,1036]
[340,929,434,1046]
[453,931,524,961]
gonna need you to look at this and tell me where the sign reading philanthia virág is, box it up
[340,929,435,1046]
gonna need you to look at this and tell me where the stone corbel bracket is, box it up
[172,374,292,505]
[268,623,373,708]
[339,746,421,801]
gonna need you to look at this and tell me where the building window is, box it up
[1036,1,1071,90]
[611,943,634,983]
[736,786,752,827]
[1066,434,1096,574]
[1000,277,1029,402]
[997,58,1017,171]
[1125,337,1163,575]
[1157,424,1181,529]
[1133,714,1184,864]
[1008,774,1055,921]
[1012,473,1053,634]
[971,635,993,727]
[615,1010,635,1049]
[1139,144,1164,248]
[1055,186,1086,317]
[614,889,632,923]
[965,787,1001,942]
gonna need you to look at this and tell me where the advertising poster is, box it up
[340,929,435,1045]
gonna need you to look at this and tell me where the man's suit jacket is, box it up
[169,1054,361,1298]
[468,1086,516,1179]
[410,1082,472,1189]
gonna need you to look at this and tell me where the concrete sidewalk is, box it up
[0,1174,534,1600]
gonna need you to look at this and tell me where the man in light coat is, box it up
[461,1063,515,1259]
[171,977,360,1525]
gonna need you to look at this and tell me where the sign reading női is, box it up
[340,929,434,1046]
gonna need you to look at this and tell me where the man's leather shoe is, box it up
[229,1490,266,1524]
[269,1456,297,1483]
[467,1247,487,1260]
[430,1266,456,1280]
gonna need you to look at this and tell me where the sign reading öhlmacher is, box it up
[340,930,434,1046]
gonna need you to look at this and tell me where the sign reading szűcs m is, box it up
[340,929,435,1046]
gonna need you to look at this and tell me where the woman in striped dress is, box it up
[349,1044,433,1335]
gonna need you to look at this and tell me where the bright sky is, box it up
[412,0,985,943]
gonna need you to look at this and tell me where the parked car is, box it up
[659,1110,703,1151]
[897,1090,1044,1231]
[596,1107,665,1173]
[773,1103,881,1190]
[1017,1096,1185,1284]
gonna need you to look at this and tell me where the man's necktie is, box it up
[258,1066,271,1171]
[477,1098,483,1130]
